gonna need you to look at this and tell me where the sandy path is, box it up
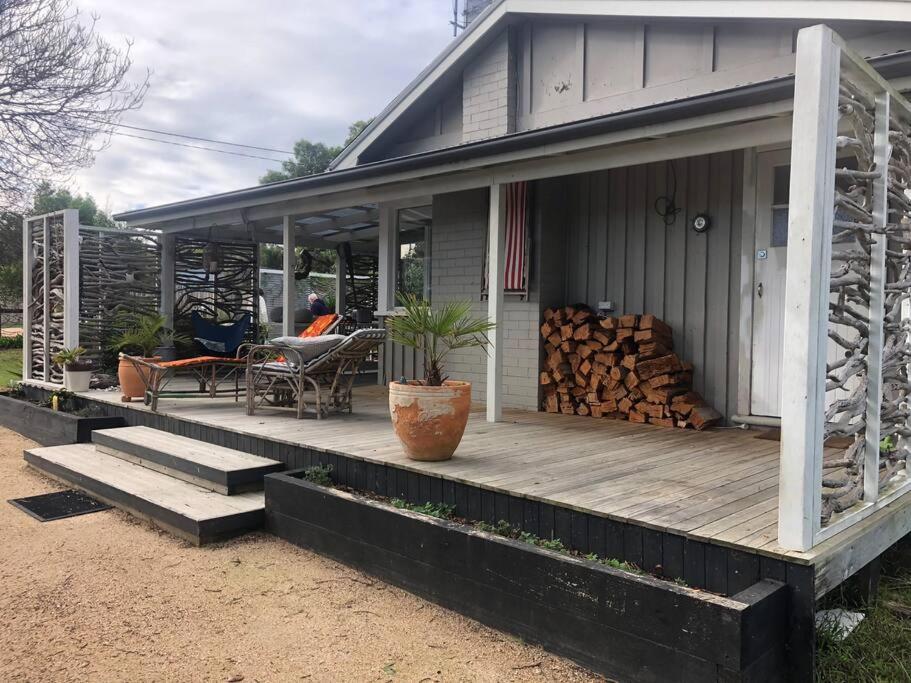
[0,428,602,683]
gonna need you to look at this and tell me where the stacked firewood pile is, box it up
[539,306,722,430]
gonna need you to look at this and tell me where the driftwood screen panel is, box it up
[78,228,161,362]
[173,238,259,346]
[779,26,911,551]
[345,253,379,315]
[24,214,66,383]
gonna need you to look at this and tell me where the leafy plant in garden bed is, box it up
[298,465,652,581]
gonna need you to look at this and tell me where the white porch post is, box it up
[61,209,80,351]
[486,183,507,423]
[159,234,176,329]
[778,25,840,552]
[377,203,397,312]
[864,92,891,503]
[282,216,296,337]
[336,245,348,316]
[21,217,32,381]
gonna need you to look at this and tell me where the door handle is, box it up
[757,282,763,298]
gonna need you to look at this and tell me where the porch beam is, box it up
[486,183,507,423]
[62,209,80,351]
[377,203,397,313]
[864,92,891,504]
[131,106,794,230]
[335,246,347,316]
[282,216,296,337]
[159,234,176,329]
[778,24,840,552]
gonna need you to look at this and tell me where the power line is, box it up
[111,131,286,162]
[107,120,294,155]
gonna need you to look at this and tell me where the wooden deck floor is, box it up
[79,385,798,554]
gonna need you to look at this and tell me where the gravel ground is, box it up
[0,427,602,683]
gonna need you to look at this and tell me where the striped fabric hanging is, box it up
[484,181,529,296]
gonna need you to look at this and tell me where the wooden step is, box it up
[92,426,283,495]
[25,444,265,545]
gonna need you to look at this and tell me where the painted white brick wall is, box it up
[462,30,515,143]
[432,189,539,411]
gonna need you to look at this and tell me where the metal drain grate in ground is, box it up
[8,490,111,522]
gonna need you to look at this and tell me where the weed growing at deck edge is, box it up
[815,546,911,682]
[390,498,455,520]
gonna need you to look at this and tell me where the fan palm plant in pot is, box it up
[53,347,93,392]
[386,294,495,461]
[110,313,166,402]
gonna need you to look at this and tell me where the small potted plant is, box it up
[110,313,166,402]
[154,326,191,362]
[53,347,93,392]
[386,294,494,461]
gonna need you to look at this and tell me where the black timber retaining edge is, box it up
[0,393,125,446]
[39,388,818,680]
[266,471,789,682]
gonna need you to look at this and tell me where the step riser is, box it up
[91,429,282,495]
[95,444,232,495]
[24,449,263,546]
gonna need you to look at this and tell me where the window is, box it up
[768,157,858,248]
[771,165,790,248]
[396,205,432,301]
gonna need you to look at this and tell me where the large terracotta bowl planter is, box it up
[118,356,160,402]
[389,380,471,461]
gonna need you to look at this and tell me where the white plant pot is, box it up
[64,369,93,392]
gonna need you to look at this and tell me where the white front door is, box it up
[750,150,791,417]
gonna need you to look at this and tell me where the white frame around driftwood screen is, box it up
[21,210,161,386]
[779,25,911,552]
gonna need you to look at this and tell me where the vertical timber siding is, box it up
[536,151,745,419]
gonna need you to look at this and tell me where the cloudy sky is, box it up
[72,0,457,213]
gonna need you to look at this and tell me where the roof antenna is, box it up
[450,0,465,36]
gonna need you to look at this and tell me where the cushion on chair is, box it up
[158,356,246,369]
[269,334,346,363]
[298,314,339,338]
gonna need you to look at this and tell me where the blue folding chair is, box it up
[191,311,252,357]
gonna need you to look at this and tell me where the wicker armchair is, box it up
[244,328,386,419]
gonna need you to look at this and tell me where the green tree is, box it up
[258,118,374,184]
[344,119,372,146]
[259,140,341,184]
[31,182,117,227]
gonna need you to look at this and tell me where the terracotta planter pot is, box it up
[118,356,160,402]
[389,380,471,461]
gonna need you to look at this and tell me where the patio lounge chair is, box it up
[245,328,386,419]
[125,314,345,413]
[120,352,248,412]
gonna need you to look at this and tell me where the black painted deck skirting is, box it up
[267,472,789,682]
[20,387,817,680]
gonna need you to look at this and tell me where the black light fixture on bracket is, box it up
[202,227,221,279]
